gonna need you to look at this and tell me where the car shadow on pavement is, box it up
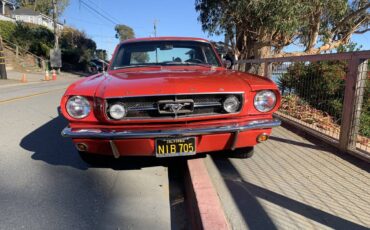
[277,123,370,173]
[20,108,88,170]
[20,107,204,172]
[19,107,192,228]
[211,156,369,230]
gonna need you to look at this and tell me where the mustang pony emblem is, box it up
[158,100,194,114]
[163,103,191,113]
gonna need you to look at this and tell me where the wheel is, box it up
[229,147,254,159]
[78,151,105,166]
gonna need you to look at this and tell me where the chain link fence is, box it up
[235,51,370,160]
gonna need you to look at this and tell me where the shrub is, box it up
[359,78,370,137]
[278,60,369,138]
[279,60,346,121]
[0,22,54,57]
[0,22,98,71]
[0,21,16,41]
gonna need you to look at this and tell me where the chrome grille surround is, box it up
[105,93,244,120]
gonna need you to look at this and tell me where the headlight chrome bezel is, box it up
[223,95,241,113]
[254,90,277,112]
[66,96,91,119]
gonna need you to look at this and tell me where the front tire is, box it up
[229,147,254,159]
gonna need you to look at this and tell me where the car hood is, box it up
[93,68,275,98]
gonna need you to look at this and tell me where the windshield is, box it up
[110,40,221,69]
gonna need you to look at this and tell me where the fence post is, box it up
[16,45,19,60]
[264,61,272,78]
[339,57,368,151]
[41,59,46,71]
[0,35,7,80]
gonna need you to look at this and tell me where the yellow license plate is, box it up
[155,137,196,157]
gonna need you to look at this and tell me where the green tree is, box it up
[95,49,107,61]
[195,0,370,60]
[60,26,97,71]
[114,24,149,63]
[115,24,135,41]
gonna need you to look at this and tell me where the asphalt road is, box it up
[0,80,186,229]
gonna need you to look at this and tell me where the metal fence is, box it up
[2,38,46,72]
[235,51,370,160]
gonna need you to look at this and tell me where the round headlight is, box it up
[254,90,277,112]
[109,103,127,120]
[66,96,91,119]
[223,95,240,113]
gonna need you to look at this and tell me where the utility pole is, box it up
[52,0,59,50]
[0,35,7,80]
[153,19,158,37]
[154,19,158,62]
[51,0,62,73]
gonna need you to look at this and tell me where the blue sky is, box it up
[62,0,370,58]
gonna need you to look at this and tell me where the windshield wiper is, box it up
[163,61,214,68]
[113,64,159,70]
[183,62,214,67]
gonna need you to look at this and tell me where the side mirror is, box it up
[223,59,232,69]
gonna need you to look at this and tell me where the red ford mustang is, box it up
[61,37,281,163]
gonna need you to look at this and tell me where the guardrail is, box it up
[235,51,370,160]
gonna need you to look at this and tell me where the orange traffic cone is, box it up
[21,74,27,83]
[44,70,50,81]
[52,70,57,80]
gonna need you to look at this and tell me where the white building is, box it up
[0,1,63,31]
[12,8,64,31]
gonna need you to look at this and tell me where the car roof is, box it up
[119,37,211,45]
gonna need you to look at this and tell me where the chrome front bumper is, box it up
[61,119,281,139]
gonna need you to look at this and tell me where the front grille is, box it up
[106,93,243,119]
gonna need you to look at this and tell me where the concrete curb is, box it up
[185,158,229,230]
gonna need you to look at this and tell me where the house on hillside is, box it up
[12,8,64,31]
[0,0,16,22]
[0,2,64,31]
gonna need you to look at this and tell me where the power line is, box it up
[83,0,121,24]
[80,0,117,25]
[79,0,118,26]
[63,16,109,26]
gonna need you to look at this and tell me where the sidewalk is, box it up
[205,126,370,230]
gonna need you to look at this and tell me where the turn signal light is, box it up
[75,143,88,152]
[257,133,269,143]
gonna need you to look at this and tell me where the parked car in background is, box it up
[88,59,108,73]
[60,37,281,163]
